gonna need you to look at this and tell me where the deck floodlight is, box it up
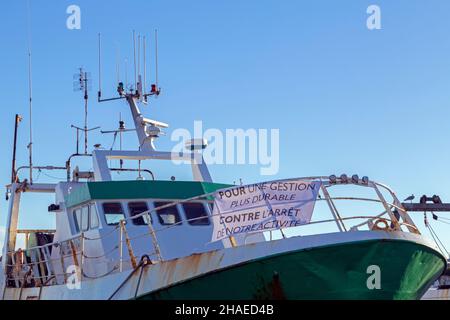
[352,174,359,184]
[362,176,369,185]
[340,174,348,184]
[329,175,337,184]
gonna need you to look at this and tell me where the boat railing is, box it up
[3,177,420,288]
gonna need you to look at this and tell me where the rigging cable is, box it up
[432,213,450,223]
[425,212,450,256]
[41,172,66,181]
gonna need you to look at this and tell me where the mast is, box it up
[83,70,89,154]
[72,68,100,155]
[27,0,33,184]
[11,115,22,183]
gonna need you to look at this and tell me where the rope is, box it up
[82,225,119,241]
[82,245,119,259]
[429,224,449,255]
[108,256,150,300]
[425,212,449,256]
[5,250,81,267]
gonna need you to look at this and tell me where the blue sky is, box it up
[1,0,450,250]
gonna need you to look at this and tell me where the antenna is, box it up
[142,30,161,99]
[98,33,102,101]
[97,30,161,103]
[115,42,120,84]
[125,58,128,91]
[11,115,22,183]
[96,35,127,103]
[143,35,147,98]
[27,0,33,184]
[73,68,100,154]
[133,30,137,92]
[137,34,141,81]
[155,29,159,89]
[94,30,166,153]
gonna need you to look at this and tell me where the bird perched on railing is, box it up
[404,194,415,202]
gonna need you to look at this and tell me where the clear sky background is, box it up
[1,0,450,251]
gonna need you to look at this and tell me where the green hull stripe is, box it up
[137,239,445,300]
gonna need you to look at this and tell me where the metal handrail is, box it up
[5,187,413,258]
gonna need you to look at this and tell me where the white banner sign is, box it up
[211,179,322,242]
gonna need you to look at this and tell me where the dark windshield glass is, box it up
[154,202,181,226]
[128,202,150,225]
[182,203,210,225]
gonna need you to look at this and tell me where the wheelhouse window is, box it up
[128,202,151,226]
[182,203,210,225]
[102,202,125,225]
[71,203,100,234]
[154,202,181,226]
[73,209,82,233]
[81,206,89,231]
[90,204,99,229]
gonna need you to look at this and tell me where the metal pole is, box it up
[321,185,345,232]
[84,72,88,155]
[133,30,137,91]
[27,0,33,185]
[155,29,159,89]
[80,233,85,281]
[11,115,21,183]
[59,245,67,284]
[98,33,102,100]
[28,51,33,185]
[143,36,146,97]
[121,221,137,268]
[119,223,123,272]
[145,213,162,261]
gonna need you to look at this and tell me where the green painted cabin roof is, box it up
[65,180,232,208]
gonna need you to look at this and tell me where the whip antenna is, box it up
[133,30,137,91]
[137,34,141,81]
[116,42,121,84]
[155,29,159,89]
[125,58,128,91]
[143,35,147,97]
[98,33,102,101]
[27,0,34,184]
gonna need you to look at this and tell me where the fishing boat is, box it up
[0,37,446,301]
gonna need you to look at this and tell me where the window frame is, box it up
[89,203,100,229]
[153,201,182,226]
[71,202,99,235]
[81,205,90,232]
[181,202,210,226]
[102,202,126,226]
[127,201,151,226]
[72,208,82,234]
